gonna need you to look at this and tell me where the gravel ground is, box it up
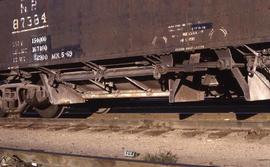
[0,126,269,167]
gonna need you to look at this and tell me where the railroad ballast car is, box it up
[1,0,270,118]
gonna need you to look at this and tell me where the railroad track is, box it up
[0,147,214,167]
[0,112,270,167]
[1,112,270,131]
[2,101,270,136]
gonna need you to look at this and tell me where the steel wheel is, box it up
[0,110,6,117]
[0,100,6,117]
[35,105,64,118]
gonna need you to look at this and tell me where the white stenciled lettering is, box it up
[41,12,47,24]
[12,56,27,63]
[27,16,32,27]
[13,19,19,30]
[31,0,38,11]
[32,36,47,44]
[12,0,48,34]
[20,17,25,28]
[12,13,48,33]
[20,2,27,14]
[51,53,60,60]
[13,57,18,63]
[61,52,65,58]
[32,47,36,53]
[33,14,39,25]
[19,56,26,62]
[33,54,48,62]
[32,45,48,53]
[12,41,24,48]
[20,0,38,13]
[65,51,73,58]
[51,50,74,60]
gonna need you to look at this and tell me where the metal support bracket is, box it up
[169,78,181,103]
[89,79,112,92]
[244,45,261,76]
[168,53,205,103]
[84,62,106,82]
[125,77,151,92]
[40,74,85,105]
[215,48,251,100]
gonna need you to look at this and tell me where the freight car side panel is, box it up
[0,0,52,70]
[80,0,130,60]
[1,0,270,71]
[0,1,16,70]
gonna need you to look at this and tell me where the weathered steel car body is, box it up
[0,0,270,117]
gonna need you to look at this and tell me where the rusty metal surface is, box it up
[0,0,270,71]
